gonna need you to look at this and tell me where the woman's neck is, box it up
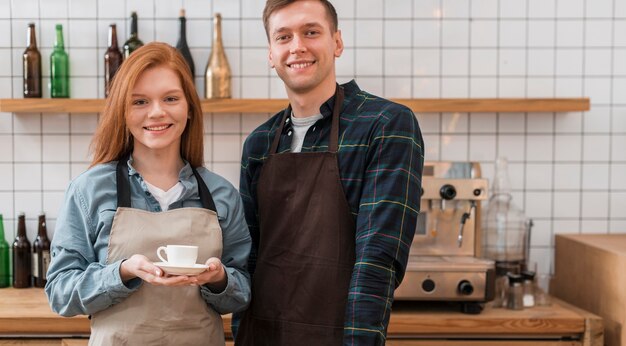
[131,148,184,191]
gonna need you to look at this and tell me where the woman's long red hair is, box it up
[90,42,203,168]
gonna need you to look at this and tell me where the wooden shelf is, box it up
[0,98,590,114]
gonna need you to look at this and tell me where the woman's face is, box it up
[127,65,189,158]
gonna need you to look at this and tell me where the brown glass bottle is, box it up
[23,23,42,98]
[32,213,51,288]
[104,24,123,97]
[12,213,31,288]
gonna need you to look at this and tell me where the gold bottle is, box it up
[204,13,231,99]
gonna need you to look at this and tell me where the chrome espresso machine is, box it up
[395,162,496,313]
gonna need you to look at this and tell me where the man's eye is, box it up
[276,35,290,41]
[306,30,319,36]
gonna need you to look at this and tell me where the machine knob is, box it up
[458,280,474,296]
[439,184,457,200]
[422,279,435,293]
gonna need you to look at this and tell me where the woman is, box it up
[45,42,251,345]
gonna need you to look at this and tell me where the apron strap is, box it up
[191,167,218,212]
[116,156,132,208]
[269,106,291,155]
[116,155,218,213]
[269,85,345,154]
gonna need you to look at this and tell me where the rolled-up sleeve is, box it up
[200,174,252,314]
[45,184,141,317]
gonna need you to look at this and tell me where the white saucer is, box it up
[153,262,209,276]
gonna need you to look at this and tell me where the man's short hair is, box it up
[263,0,339,40]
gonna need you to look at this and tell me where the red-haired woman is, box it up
[45,42,251,346]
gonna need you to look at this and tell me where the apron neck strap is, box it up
[270,86,345,154]
[191,167,217,212]
[116,154,217,212]
[116,156,132,208]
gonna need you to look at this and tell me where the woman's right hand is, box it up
[119,254,193,286]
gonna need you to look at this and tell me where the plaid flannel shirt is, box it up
[239,80,424,345]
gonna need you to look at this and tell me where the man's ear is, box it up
[334,29,344,58]
[269,49,275,68]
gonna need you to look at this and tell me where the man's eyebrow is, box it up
[272,22,323,36]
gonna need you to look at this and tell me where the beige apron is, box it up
[89,159,225,346]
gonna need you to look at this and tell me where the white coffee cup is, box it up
[157,245,198,267]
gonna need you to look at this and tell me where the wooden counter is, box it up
[0,288,602,345]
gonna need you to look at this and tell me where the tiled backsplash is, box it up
[1,0,626,275]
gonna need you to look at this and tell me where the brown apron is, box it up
[236,87,356,345]
[89,159,226,346]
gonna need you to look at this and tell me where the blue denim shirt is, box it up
[45,158,251,317]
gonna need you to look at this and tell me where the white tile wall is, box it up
[0,0,624,275]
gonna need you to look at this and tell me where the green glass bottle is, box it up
[123,12,144,58]
[0,214,11,288]
[50,24,69,98]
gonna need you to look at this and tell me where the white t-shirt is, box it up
[290,113,323,153]
[144,181,184,211]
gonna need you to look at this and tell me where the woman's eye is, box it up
[165,96,179,102]
[132,99,147,105]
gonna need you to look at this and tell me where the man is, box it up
[235,0,424,344]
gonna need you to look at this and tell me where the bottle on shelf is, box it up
[50,24,70,98]
[104,24,123,97]
[32,213,51,288]
[176,9,195,82]
[23,23,42,98]
[123,12,144,58]
[0,214,11,288]
[12,213,31,288]
[204,13,231,99]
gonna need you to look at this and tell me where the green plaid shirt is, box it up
[239,80,424,345]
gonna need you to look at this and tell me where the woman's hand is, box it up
[190,257,227,292]
[119,254,193,286]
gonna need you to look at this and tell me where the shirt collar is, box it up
[125,154,194,181]
[282,80,360,132]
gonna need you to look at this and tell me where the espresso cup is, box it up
[156,245,198,267]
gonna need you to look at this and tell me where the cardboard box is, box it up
[552,234,625,346]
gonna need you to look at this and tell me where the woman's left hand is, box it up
[190,257,227,292]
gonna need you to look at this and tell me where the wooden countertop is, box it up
[0,288,601,343]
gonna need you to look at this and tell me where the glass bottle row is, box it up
[22,10,230,99]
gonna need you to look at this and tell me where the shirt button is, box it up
[312,127,316,131]
[287,130,292,136]
[286,118,290,124]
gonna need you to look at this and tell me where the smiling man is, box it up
[235,1,424,345]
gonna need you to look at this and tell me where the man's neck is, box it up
[288,81,337,118]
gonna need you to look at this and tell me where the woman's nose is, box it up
[148,102,165,117]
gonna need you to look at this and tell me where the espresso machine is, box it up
[395,162,495,313]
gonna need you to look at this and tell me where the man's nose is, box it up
[289,35,306,54]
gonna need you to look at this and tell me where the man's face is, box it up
[267,0,343,95]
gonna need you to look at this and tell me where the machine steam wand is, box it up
[457,200,476,247]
